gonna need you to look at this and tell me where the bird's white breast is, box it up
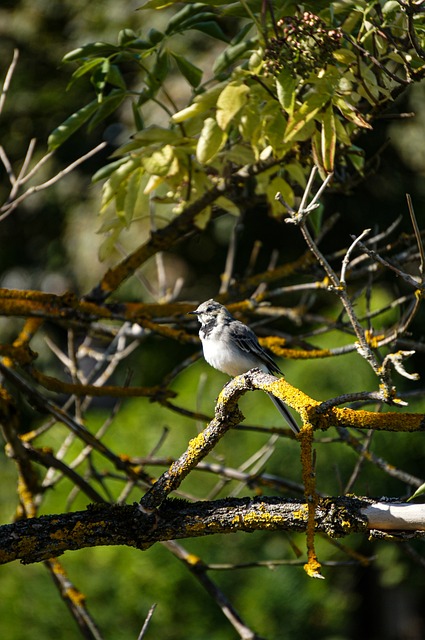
[200,331,264,377]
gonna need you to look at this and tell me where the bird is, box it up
[188,299,299,435]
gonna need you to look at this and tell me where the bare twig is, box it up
[0,141,107,220]
[0,48,19,116]
[137,604,157,640]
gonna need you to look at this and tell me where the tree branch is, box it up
[2,495,425,567]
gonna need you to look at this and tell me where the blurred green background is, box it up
[1,2,425,639]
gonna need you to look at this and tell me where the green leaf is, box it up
[321,103,336,172]
[92,157,129,183]
[347,145,365,174]
[138,0,175,8]
[216,82,249,130]
[333,49,357,65]
[171,83,226,123]
[148,28,164,45]
[194,205,212,230]
[48,100,99,150]
[382,0,400,18]
[215,196,240,216]
[191,21,230,42]
[196,117,227,163]
[224,143,255,165]
[123,167,145,225]
[334,115,352,146]
[63,42,119,62]
[213,39,257,76]
[164,3,207,35]
[334,98,373,129]
[142,145,176,176]
[407,482,425,502]
[311,129,326,179]
[276,68,296,115]
[151,52,170,84]
[88,90,126,131]
[284,94,329,143]
[100,157,142,211]
[171,102,206,123]
[92,59,110,95]
[98,228,122,262]
[171,53,202,88]
[69,58,106,82]
[106,64,127,90]
[263,107,288,156]
[132,102,144,131]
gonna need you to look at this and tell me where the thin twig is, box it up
[340,229,371,286]
[0,141,108,219]
[137,604,157,640]
[0,48,19,116]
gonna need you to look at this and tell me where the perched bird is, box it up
[189,299,299,435]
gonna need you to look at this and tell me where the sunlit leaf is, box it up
[276,68,296,115]
[100,157,142,211]
[194,205,212,229]
[123,167,147,226]
[311,129,325,178]
[215,196,240,216]
[284,93,329,143]
[142,145,176,175]
[172,102,206,123]
[333,49,357,65]
[407,482,425,502]
[335,98,373,129]
[216,82,249,130]
[197,117,227,163]
[263,105,287,156]
[321,103,336,172]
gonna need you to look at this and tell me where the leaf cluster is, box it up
[48,1,425,259]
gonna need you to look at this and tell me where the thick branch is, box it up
[2,496,425,566]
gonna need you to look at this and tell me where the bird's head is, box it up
[188,299,232,326]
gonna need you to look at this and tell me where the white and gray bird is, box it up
[189,299,299,435]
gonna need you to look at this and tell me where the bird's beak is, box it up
[187,310,198,316]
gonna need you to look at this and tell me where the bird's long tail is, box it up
[267,392,299,435]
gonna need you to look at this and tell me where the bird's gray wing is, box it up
[230,321,282,375]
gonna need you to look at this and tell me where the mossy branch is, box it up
[2,495,425,567]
